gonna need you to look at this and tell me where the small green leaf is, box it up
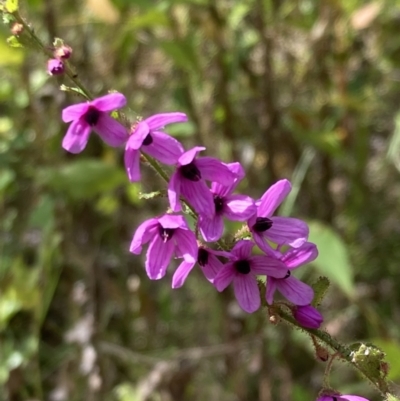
[311,276,330,307]
[5,0,18,13]
[6,35,23,48]
[59,84,88,99]
[308,221,354,297]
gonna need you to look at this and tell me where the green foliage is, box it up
[37,159,127,200]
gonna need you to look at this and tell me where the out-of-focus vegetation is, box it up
[1,0,400,400]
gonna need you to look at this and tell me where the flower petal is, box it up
[294,305,323,329]
[231,240,254,260]
[252,232,281,258]
[199,215,224,242]
[178,146,205,166]
[174,228,198,262]
[341,396,370,401]
[211,161,245,197]
[94,114,128,147]
[129,218,159,254]
[266,277,278,304]
[250,255,287,278]
[196,157,236,185]
[276,276,314,305]
[62,119,91,154]
[146,236,175,280]
[198,251,224,283]
[233,274,260,313]
[127,121,150,149]
[158,214,187,229]
[281,242,318,269]
[145,112,188,130]
[172,259,196,288]
[168,171,182,212]
[91,93,126,112]
[266,216,309,248]
[124,147,141,182]
[181,180,215,217]
[62,103,89,122]
[224,194,256,221]
[214,263,236,291]
[258,179,292,217]
[144,131,184,164]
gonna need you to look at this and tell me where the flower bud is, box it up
[47,58,64,75]
[54,44,72,60]
[11,23,23,36]
[294,304,323,329]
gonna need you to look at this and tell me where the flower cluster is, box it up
[47,42,72,76]
[61,93,323,327]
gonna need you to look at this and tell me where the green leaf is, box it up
[308,220,354,297]
[38,159,126,200]
[6,35,23,48]
[5,0,18,13]
[59,84,88,99]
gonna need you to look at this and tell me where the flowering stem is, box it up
[13,10,92,100]
[274,305,390,397]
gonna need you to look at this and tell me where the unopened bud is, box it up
[47,58,64,75]
[293,305,323,329]
[11,23,23,36]
[54,44,72,60]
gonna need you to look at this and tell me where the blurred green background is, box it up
[1,0,400,400]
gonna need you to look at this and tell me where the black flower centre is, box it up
[214,196,225,214]
[83,106,101,126]
[284,270,291,279]
[253,217,273,232]
[198,248,209,266]
[179,161,201,182]
[158,226,175,243]
[142,133,153,146]
[234,259,251,275]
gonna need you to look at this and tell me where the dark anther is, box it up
[83,106,101,126]
[332,398,338,401]
[179,162,201,181]
[284,270,291,279]
[234,259,251,274]
[214,196,225,213]
[158,226,175,243]
[142,133,153,146]
[198,248,209,266]
[253,217,273,232]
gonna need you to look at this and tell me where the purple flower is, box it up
[62,93,128,153]
[130,214,198,288]
[124,113,186,182]
[213,240,287,313]
[266,242,318,305]
[248,179,309,255]
[47,58,64,75]
[168,147,237,217]
[199,162,256,241]
[317,394,370,401]
[294,305,323,329]
[197,246,230,282]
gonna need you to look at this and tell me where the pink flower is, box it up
[124,112,186,182]
[130,214,198,288]
[47,58,64,75]
[294,305,323,329]
[213,240,287,313]
[266,242,318,305]
[199,162,256,242]
[168,147,237,217]
[61,93,128,153]
[248,179,309,256]
[197,246,229,283]
[317,394,370,401]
